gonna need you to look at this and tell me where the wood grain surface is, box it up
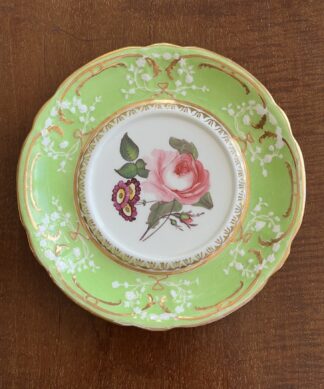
[1,0,323,388]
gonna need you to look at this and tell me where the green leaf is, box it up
[169,137,198,159]
[147,200,182,229]
[193,192,214,209]
[136,159,149,178]
[115,163,137,179]
[135,158,146,169]
[120,133,139,161]
[137,168,149,178]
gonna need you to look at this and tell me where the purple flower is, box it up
[112,178,141,221]
[112,181,130,210]
[118,202,137,222]
[126,178,141,204]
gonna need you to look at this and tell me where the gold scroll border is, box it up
[17,44,302,324]
[17,43,306,329]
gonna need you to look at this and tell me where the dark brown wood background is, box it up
[1,0,323,388]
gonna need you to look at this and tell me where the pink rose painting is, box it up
[142,149,210,205]
[111,133,213,242]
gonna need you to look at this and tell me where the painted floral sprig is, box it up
[112,133,214,241]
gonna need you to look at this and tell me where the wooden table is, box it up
[1,1,323,387]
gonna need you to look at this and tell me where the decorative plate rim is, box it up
[16,43,306,330]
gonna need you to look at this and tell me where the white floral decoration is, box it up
[223,197,281,278]
[111,277,199,321]
[40,96,102,173]
[222,100,284,177]
[121,54,209,99]
[35,197,99,273]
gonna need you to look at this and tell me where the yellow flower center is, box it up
[116,188,126,204]
[122,203,132,217]
[128,183,136,200]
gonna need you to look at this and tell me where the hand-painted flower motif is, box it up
[178,212,203,228]
[142,149,210,205]
[168,211,204,231]
[112,178,141,221]
[112,181,130,210]
[119,202,138,221]
[112,134,213,240]
[127,178,141,204]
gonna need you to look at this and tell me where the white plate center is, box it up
[78,103,246,271]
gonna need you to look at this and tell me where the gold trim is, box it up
[180,249,263,320]
[283,162,294,218]
[72,275,121,306]
[258,139,301,247]
[57,49,267,108]
[198,62,250,94]
[195,281,244,311]
[23,133,41,229]
[45,231,61,242]
[22,125,64,230]
[29,153,41,211]
[60,54,142,101]
[75,62,127,96]
[75,100,249,273]
[149,275,168,291]
[159,296,171,313]
[58,271,130,317]
[16,43,306,330]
